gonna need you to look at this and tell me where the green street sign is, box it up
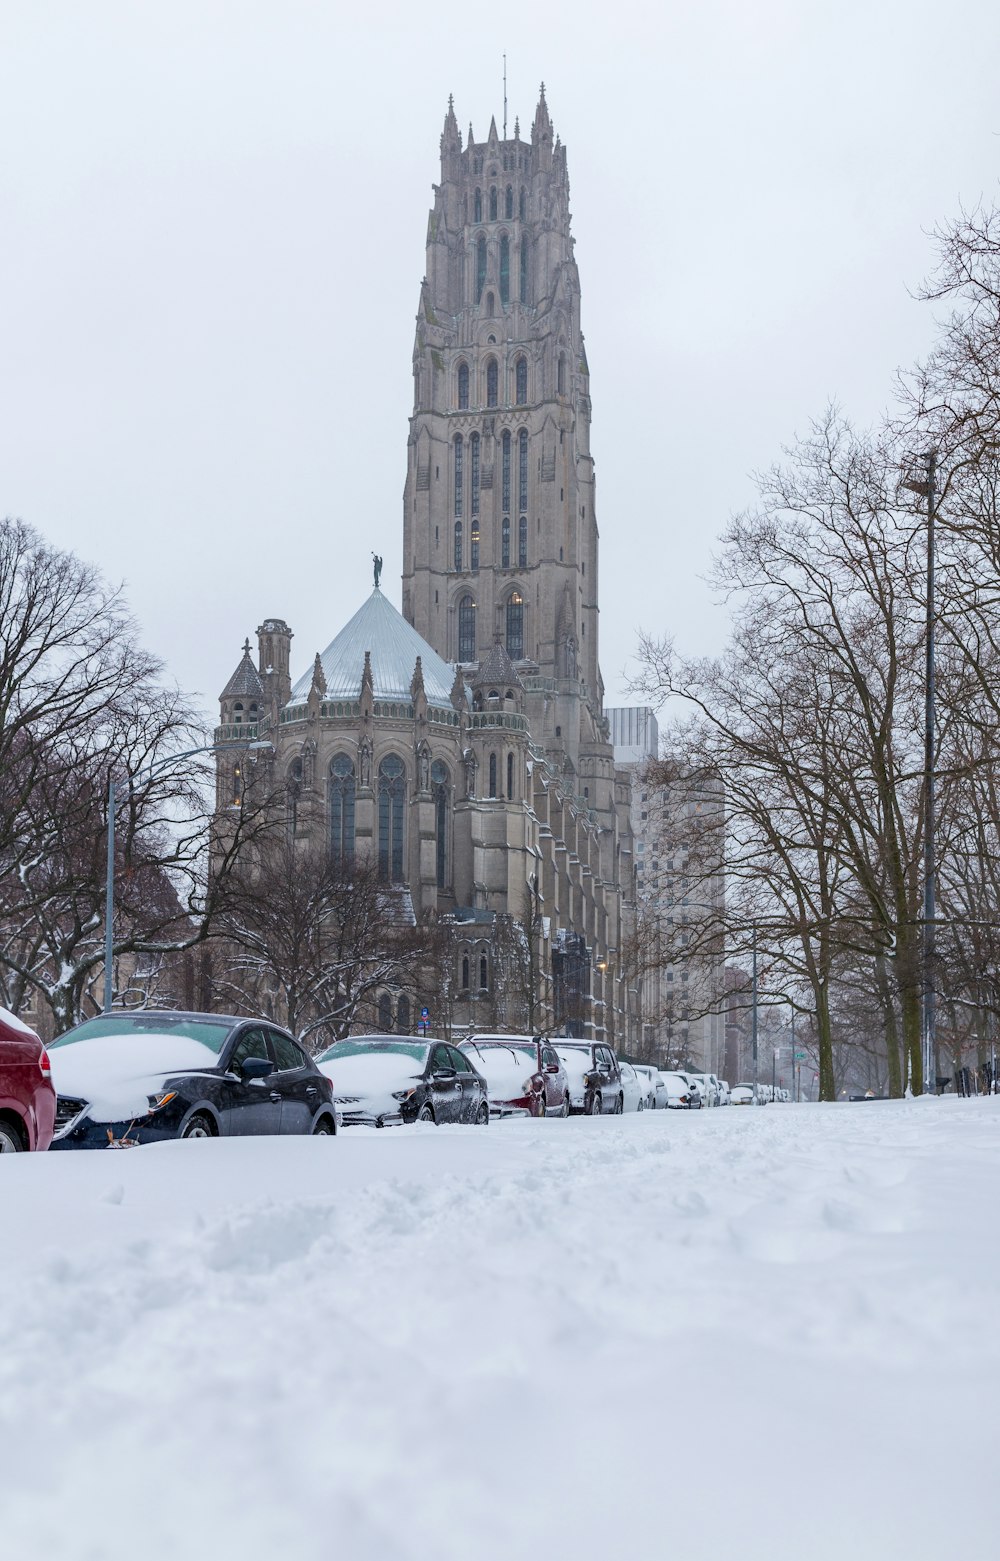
[794,1051,806,1060]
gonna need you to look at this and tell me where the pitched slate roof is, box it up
[288,588,458,708]
[221,640,265,700]
[473,637,523,691]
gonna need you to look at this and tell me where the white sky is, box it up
[2,0,998,721]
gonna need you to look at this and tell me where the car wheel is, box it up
[417,1104,435,1124]
[312,1116,336,1136]
[181,1113,215,1140]
[0,1119,24,1152]
[536,1094,546,1119]
[476,1101,489,1126]
[614,1094,624,1115]
[589,1093,602,1116]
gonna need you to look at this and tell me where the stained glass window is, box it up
[454,520,462,571]
[329,754,355,862]
[454,434,463,515]
[502,429,511,511]
[458,362,469,409]
[518,428,528,509]
[520,235,529,303]
[499,235,510,305]
[487,359,498,408]
[458,594,476,660]
[431,760,449,888]
[515,357,527,404]
[476,235,487,301]
[471,522,480,571]
[506,591,524,660]
[502,516,510,568]
[489,753,497,797]
[519,515,528,569]
[378,755,406,883]
[471,432,480,514]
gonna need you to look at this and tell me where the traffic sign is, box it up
[420,1006,429,1020]
[794,1051,806,1060]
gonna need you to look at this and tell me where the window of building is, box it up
[397,995,411,1033]
[505,184,513,219]
[474,187,482,223]
[432,759,450,888]
[480,954,489,989]
[378,755,406,882]
[487,358,498,407]
[519,187,526,222]
[499,235,510,304]
[470,432,480,515]
[515,357,527,405]
[502,515,511,568]
[458,594,476,660]
[501,429,511,510]
[453,433,463,516]
[457,361,469,409]
[476,235,487,301]
[520,234,529,303]
[518,515,527,568]
[329,754,355,861]
[506,752,514,799]
[489,752,498,797]
[454,520,462,571]
[462,954,470,989]
[489,185,497,221]
[378,991,393,1032]
[518,428,528,509]
[470,521,480,571]
[506,592,524,660]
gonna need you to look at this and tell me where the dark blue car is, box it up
[48,1010,338,1149]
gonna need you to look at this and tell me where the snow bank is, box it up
[47,1033,221,1122]
[0,1099,997,1561]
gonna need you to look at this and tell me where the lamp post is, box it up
[103,739,271,1013]
[751,926,760,1105]
[903,450,938,1094]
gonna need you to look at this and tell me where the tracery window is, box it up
[518,428,528,509]
[515,357,527,404]
[505,185,513,219]
[458,594,476,661]
[431,759,450,889]
[457,361,469,410]
[397,995,410,1034]
[489,186,497,221]
[507,752,514,800]
[502,516,511,568]
[378,755,406,883]
[487,359,498,407]
[454,520,463,571]
[470,522,480,571]
[499,235,510,305]
[519,187,526,222]
[480,955,489,988]
[378,992,393,1032]
[489,752,498,798]
[462,954,470,990]
[518,515,528,569]
[329,754,356,862]
[502,429,511,511]
[520,235,529,303]
[453,434,463,515]
[474,187,482,223]
[470,432,480,515]
[476,235,487,302]
[506,591,524,661]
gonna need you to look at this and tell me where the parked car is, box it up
[618,1060,647,1112]
[658,1070,694,1108]
[318,1036,489,1127]
[0,1007,55,1153]
[717,1080,731,1106]
[460,1035,569,1118]
[690,1072,720,1106]
[554,1041,624,1115]
[679,1073,704,1108]
[48,1011,338,1149]
[730,1084,755,1105]
[630,1064,659,1109]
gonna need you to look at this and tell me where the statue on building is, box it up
[372,553,383,588]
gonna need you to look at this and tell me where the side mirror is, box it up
[433,1067,456,1080]
[545,1062,559,1074]
[241,1055,274,1081]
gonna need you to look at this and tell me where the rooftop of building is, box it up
[288,586,459,709]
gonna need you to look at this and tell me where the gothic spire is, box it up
[532,82,552,146]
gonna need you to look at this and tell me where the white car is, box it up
[630,1064,659,1109]
[680,1073,705,1108]
[618,1061,646,1112]
[690,1072,720,1106]
[657,1071,694,1108]
[717,1080,731,1106]
[730,1084,754,1105]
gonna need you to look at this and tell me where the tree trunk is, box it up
[874,952,903,1099]
[816,982,836,1100]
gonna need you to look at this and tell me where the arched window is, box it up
[507,752,514,800]
[519,187,526,222]
[431,760,450,888]
[233,702,243,726]
[462,954,470,989]
[378,755,406,883]
[397,995,410,1034]
[505,185,514,219]
[518,428,528,509]
[474,188,482,223]
[486,291,495,318]
[518,515,528,568]
[457,361,469,409]
[287,756,303,837]
[453,520,463,571]
[489,752,498,798]
[471,522,480,571]
[515,357,527,404]
[502,429,511,510]
[558,355,567,395]
[453,434,463,515]
[520,235,529,304]
[476,235,487,302]
[479,954,489,989]
[458,594,476,661]
[378,992,393,1032]
[499,235,510,305]
[329,754,356,861]
[489,186,497,221]
[470,432,480,515]
[502,516,511,568]
[506,591,524,660]
[487,359,498,408]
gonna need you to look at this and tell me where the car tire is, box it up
[589,1093,602,1116]
[614,1094,624,1115]
[312,1116,336,1135]
[561,1094,571,1117]
[0,1118,25,1152]
[417,1104,435,1124]
[476,1101,489,1126]
[536,1094,546,1119]
[181,1113,215,1140]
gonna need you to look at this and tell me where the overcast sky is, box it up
[2,0,998,724]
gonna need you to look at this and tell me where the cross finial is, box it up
[242,638,251,656]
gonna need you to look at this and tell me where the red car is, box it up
[0,1008,56,1152]
[460,1034,571,1118]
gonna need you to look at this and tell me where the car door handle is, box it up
[269,1090,282,1102]
[306,1085,319,1097]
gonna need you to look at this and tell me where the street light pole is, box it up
[102,739,270,1013]
[904,450,938,1094]
[751,927,759,1105]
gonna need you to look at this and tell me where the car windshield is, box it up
[48,1014,233,1053]
[317,1040,430,1065]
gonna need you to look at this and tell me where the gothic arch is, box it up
[377,752,407,883]
[328,753,356,861]
[456,360,470,410]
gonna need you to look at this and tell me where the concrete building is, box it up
[214,88,638,1045]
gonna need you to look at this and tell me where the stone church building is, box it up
[215,87,639,1045]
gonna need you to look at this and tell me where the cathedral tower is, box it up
[402,87,606,788]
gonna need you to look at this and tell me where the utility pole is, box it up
[751,927,759,1105]
[791,1008,797,1102]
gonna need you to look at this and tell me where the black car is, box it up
[316,1036,489,1127]
[553,1040,624,1115]
[48,1010,338,1149]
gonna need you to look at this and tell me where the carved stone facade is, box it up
[214,89,638,1044]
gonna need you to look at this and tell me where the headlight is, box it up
[392,1088,417,1101]
[146,1091,178,1113]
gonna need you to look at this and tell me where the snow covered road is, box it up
[1,1099,997,1560]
